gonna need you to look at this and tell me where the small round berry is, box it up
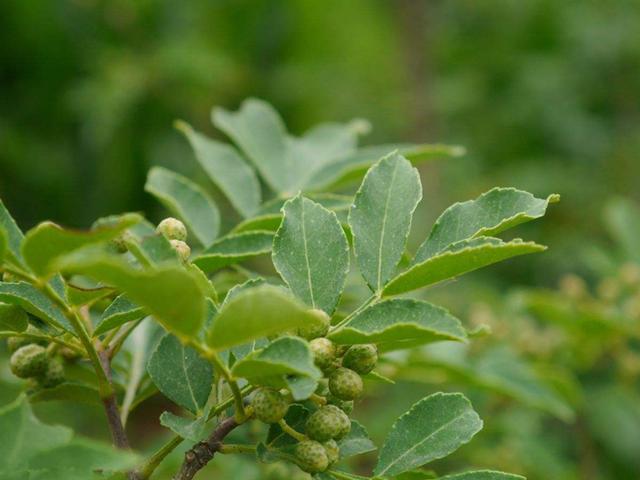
[342,344,378,375]
[298,309,330,340]
[310,338,336,370]
[323,439,340,466]
[252,388,289,424]
[294,440,329,474]
[10,344,48,379]
[328,367,363,401]
[327,395,354,415]
[40,357,64,388]
[157,217,188,241]
[170,239,191,262]
[306,405,343,441]
[323,404,351,440]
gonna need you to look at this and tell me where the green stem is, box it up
[277,418,307,442]
[218,444,256,455]
[331,294,377,330]
[0,331,84,355]
[193,342,246,421]
[136,385,256,479]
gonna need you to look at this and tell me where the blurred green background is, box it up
[1,1,640,479]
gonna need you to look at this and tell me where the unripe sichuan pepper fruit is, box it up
[328,367,363,401]
[305,405,344,441]
[252,388,289,424]
[324,404,351,440]
[298,309,330,339]
[342,343,378,374]
[10,344,48,379]
[39,356,65,388]
[323,439,340,466]
[156,217,188,241]
[310,337,337,370]
[170,239,191,262]
[294,440,329,473]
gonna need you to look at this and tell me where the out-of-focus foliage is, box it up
[1,1,639,480]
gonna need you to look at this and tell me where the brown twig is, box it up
[173,416,240,480]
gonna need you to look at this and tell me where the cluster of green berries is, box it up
[157,217,191,261]
[6,328,65,389]
[250,309,379,474]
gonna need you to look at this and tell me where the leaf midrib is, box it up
[376,159,400,291]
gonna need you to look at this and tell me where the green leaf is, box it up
[338,420,376,458]
[273,195,349,314]
[65,284,113,307]
[176,121,261,218]
[29,383,101,406]
[0,199,25,266]
[213,98,292,193]
[414,188,559,262]
[26,437,139,479]
[374,392,483,477]
[160,411,207,442]
[383,238,546,296]
[307,143,464,191]
[231,336,321,399]
[0,303,29,332]
[0,282,73,333]
[145,166,220,246]
[56,252,206,339]
[440,471,525,480]
[0,395,73,469]
[349,153,422,292]
[21,213,141,278]
[147,333,214,415]
[0,227,7,264]
[329,299,466,352]
[193,231,273,273]
[232,214,283,234]
[207,284,324,350]
[94,294,145,336]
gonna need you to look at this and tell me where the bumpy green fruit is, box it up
[10,344,48,379]
[170,239,191,262]
[328,367,363,401]
[252,388,289,423]
[324,404,351,440]
[40,357,64,388]
[323,439,340,466]
[342,344,378,374]
[295,440,329,473]
[327,395,354,415]
[306,405,344,441]
[310,338,336,370]
[298,309,330,340]
[157,217,188,241]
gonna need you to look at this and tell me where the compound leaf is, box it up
[94,294,145,336]
[0,395,73,469]
[329,299,466,351]
[206,284,324,350]
[231,336,321,399]
[415,188,558,262]
[193,231,273,273]
[349,153,422,292]
[177,121,261,218]
[0,282,73,333]
[22,213,141,278]
[147,333,214,415]
[374,392,483,477]
[273,195,349,314]
[56,252,206,339]
[213,98,292,193]
[383,238,546,296]
[145,166,220,246]
[0,199,25,267]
